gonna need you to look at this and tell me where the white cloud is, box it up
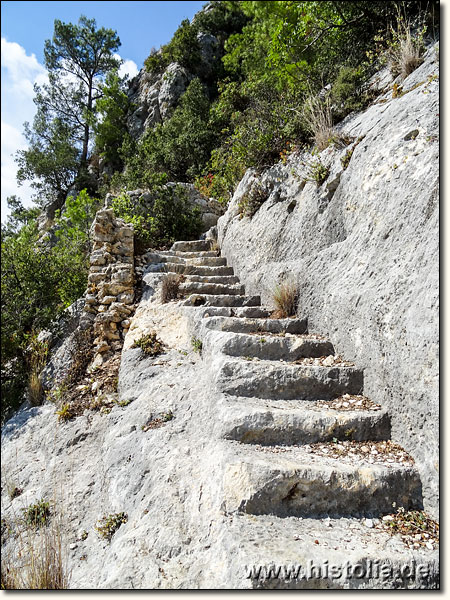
[1,120,34,213]
[1,40,140,221]
[114,53,139,80]
[1,38,46,217]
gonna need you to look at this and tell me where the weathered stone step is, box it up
[223,446,422,518]
[185,274,240,285]
[198,306,272,319]
[146,254,227,267]
[202,316,308,335]
[171,239,212,252]
[222,514,439,589]
[215,358,363,400]
[182,294,261,308]
[180,281,245,296]
[164,264,235,277]
[157,250,218,258]
[207,331,333,361]
[215,397,390,445]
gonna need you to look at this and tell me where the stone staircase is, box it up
[144,239,439,589]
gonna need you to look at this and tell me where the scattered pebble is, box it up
[252,440,414,466]
[316,394,382,412]
[294,355,355,367]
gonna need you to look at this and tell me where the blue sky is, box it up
[1,0,206,218]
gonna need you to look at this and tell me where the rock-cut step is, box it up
[183,274,240,285]
[171,239,212,252]
[197,306,273,319]
[180,281,245,296]
[220,514,439,589]
[163,264,235,277]
[202,316,308,335]
[205,330,334,361]
[215,397,391,445]
[182,294,261,308]
[215,358,363,400]
[146,253,227,267]
[223,445,422,518]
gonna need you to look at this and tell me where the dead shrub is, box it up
[161,273,184,303]
[272,281,299,318]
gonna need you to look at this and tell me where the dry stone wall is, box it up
[83,209,135,363]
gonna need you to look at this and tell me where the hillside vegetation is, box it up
[1,0,439,421]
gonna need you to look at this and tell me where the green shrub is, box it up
[330,65,369,120]
[238,181,267,218]
[191,337,203,353]
[132,333,164,357]
[1,191,98,422]
[22,499,51,529]
[111,174,203,251]
[95,512,127,542]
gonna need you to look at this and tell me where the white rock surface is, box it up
[217,44,439,518]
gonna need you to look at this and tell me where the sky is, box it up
[1,0,206,219]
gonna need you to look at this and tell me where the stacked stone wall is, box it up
[83,209,135,362]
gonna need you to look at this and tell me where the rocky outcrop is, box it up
[126,33,219,137]
[83,209,135,363]
[217,44,439,517]
[2,238,438,589]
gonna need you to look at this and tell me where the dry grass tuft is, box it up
[1,511,70,589]
[303,93,334,151]
[161,273,185,303]
[272,281,299,318]
[387,15,426,81]
[27,336,49,406]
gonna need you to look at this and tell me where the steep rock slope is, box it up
[217,44,439,517]
[2,239,439,589]
[218,48,439,513]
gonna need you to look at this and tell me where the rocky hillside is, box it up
[1,8,439,591]
[217,42,439,519]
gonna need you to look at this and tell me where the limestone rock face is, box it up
[158,62,191,120]
[217,44,439,517]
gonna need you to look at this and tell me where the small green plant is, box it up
[161,410,174,422]
[341,149,354,170]
[272,281,299,318]
[56,403,75,422]
[132,332,164,357]
[344,428,356,439]
[238,182,267,218]
[80,530,89,541]
[191,337,203,353]
[22,499,51,529]
[301,158,330,187]
[95,512,128,542]
[116,398,133,408]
